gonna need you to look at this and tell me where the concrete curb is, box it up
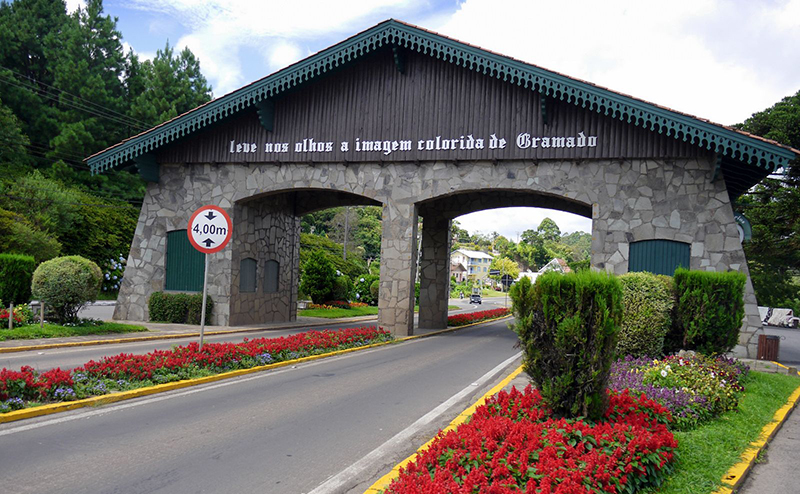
[363,362,524,493]
[0,315,512,425]
[0,316,379,354]
[713,363,800,494]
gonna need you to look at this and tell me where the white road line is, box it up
[306,351,523,494]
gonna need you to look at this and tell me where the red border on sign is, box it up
[187,205,233,254]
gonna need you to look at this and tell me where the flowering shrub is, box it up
[609,354,749,430]
[322,300,351,309]
[0,326,393,412]
[448,308,509,326]
[307,303,335,310]
[385,385,677,493]
[350,302,368,308]
[102,255,126,293]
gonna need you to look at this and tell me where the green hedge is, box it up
[672,268,746,355]
[510,270,622,421]
[616,272,674,358]
[148,292,213,324]
[0,254,36,305]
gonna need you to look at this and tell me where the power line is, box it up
[0,73,148,131]
[0,63,152,129]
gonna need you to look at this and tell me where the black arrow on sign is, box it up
[203,238,215,247]
[205,211,217,220]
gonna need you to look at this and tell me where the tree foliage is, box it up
[735,89,800,313]
[0,0,213,271]
[300,250,337,304]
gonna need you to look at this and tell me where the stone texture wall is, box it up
[115,157,761,356]
[113,164,237,325]
[229,196,299,326]
[418,215,452,329]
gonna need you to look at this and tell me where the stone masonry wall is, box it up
[229,196,299,326]
[115,157,761,356]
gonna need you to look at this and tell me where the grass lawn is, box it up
[0,322,149,341]
[645,370,800,493]
[299,306,379,318]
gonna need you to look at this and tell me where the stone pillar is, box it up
[378,202,418,336]
[418,214,451,329]
[229,196,300,326]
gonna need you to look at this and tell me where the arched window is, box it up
[239,258,257,293]
[165,230,204,291]
[264,260,279,293]
[628,240,690,276]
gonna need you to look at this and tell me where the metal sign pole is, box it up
[199,252,209,350]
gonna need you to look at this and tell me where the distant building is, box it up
[516,258,572,284]
[450,249,494,282]
[450,261,468,283]
[540,258,572,274]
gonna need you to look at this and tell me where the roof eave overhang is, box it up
[86,19,800,176]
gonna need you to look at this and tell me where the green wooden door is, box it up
[165,230,205,291]
[628,240,690,276]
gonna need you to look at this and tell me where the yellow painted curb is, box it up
[712,368,800,494]
[363,364,524,494]
[0,315,512,425]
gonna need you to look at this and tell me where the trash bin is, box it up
[757,334,780,361]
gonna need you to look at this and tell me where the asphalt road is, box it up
[0,318,522,494]
[762,325,800,366]
[3,299,507,373]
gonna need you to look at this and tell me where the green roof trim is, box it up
[87,19,799,174]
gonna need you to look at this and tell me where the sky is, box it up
[72,0,800,240]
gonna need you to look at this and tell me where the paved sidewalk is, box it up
[739,404,800,494]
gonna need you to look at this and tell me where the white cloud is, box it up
[127,0,414,94]
[456,208,592,239]
[435,0,800,125]
[65,0,86,14]
[122,41,155,63]
[264,40,305,73]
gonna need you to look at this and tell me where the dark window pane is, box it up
[264,260,279,293]
[165,230,204,291]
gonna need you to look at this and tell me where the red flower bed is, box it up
[77,326,390,380]
[0,326,392,407]
[448,308,510,327]
[385,386,677,494]
[0,366,73,401]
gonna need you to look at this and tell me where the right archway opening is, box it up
[416,189,595,331]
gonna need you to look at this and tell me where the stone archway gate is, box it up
[87,20,799,358]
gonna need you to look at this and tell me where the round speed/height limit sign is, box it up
[187,205,233,254]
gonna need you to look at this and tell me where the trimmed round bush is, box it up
[31,256,102,323]
[300,250,336,304]
[616,272,674,358]
[332,275,353,301]
[0,253,36,305]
